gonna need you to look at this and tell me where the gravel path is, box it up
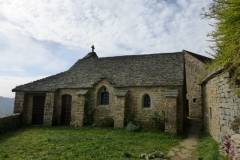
[167,118,202,160]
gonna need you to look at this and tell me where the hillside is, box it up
[0,96,14,116]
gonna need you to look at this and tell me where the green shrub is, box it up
[150,111,165,131]
[125,122,140,131]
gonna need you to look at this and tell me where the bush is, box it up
[125,122,140,132]
[150,111,165,131]
[99,117,114,127]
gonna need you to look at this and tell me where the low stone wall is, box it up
[0,113,21,133]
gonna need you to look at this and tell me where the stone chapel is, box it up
[12,49,211,134]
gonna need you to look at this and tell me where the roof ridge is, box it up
[97,52,183,59]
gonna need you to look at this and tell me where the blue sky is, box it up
[0,0,213,98]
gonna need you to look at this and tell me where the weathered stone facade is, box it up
[225,134,240,159]
[184,51,207,118]
[13,92,24,113]
[12,50,209,134]
[14,85,185,133]
[43,93,54,126]
[202,69,240,142]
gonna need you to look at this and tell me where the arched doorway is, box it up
[61,95,72,126]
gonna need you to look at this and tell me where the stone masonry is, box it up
[202,69,240,142]
[113,90,128,129]
[12,50,210,134]
[0,113,21,133]
[184,51,206,118]
[43,93,54,126]
[14,92,25,113]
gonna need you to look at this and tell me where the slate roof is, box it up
[183,50,212,63]
[12,52,186,92]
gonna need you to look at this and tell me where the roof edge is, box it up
[201,67,225,84]
[182,50,212,64]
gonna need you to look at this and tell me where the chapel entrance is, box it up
[61,95,72,126]
[32,96,45,125]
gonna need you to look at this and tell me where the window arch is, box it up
[143,94,151,108]
[101,91,109,105]
[98,86,109,105]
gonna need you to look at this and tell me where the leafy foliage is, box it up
[0,126,182,159]
[224,135,232,158]
[150,111,165,131]
[125,122,140,132]
[201,0,240,83]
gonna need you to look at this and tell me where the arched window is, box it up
[99,86,109,105]
[101,91,109,105]
[143,94,151,108]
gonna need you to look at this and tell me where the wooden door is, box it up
[32,96,45,125]
[61,95,72,126]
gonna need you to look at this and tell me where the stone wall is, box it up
[184,52,205,117]
[43,93,54,126]
[54,89,84,126]
[14,92,24,113]
[22,93,32,125]
[87,79,115,126]
[0,113,21,133]
[85,79,185,133]
[227,134,240,159]
[15,80,185,134]
[202,69,240,142]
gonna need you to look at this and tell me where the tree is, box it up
[202,0,240,81]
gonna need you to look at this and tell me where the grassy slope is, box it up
[197,134,227,160]
[0,126,183,160]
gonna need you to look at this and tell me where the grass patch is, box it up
[0,126,183,159]
[197,134,227,160]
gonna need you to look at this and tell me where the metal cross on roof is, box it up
[91,45,95,52]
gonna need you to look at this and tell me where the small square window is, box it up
[193,98,197,103]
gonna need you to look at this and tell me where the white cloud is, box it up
[0,66,25,73]
[0,0,214,97]
[0,27,68,73]
[0,76,48,98]
[0,0,213,56]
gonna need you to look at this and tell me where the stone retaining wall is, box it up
[0,113,21,133]
[202,69,240,142]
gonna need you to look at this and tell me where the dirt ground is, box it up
[167,118,202,160]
